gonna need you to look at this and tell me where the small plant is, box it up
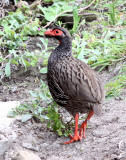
[8,80,72,137]
[108,1,116,25]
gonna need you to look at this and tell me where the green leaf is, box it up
[30,91,38,98]
[71,7,80,33]
[14,12,25,23]
[0,69,3,76]
[47,121,51,128]
[22,114,32,122]
[30,59,38,67]
[57,129,62,136]
[38,2,72,22]
[44,0,53,2]
[39,67,47,73]
[22,36,29,41]
[5,62,11,77]
[14,0,19,5]
[7,110,17,118]
[11,59,19,65]
[41,115,49,120]
[21,58,30,69]
[0,31,4,36]
[0,19,8,27]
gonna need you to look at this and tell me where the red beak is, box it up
[44,29,54,36]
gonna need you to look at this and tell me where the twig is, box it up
[42,9,72,29]
[78,0,96,13]
[4,52,13,59]
[29,0,41,10]
[42,0,96,29]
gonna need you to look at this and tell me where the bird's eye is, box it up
[0,2,3,7]
[56,31,59,33]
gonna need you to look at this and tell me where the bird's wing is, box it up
[54,57,104,104]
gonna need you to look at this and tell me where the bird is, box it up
[44,27,105,144]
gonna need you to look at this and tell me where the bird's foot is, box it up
[79,120,87,139]
[79,110,94,138]
[64,134,82,144]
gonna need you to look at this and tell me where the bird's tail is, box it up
[93,104,102,116]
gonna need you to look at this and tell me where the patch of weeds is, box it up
[72,28,126,71]
[8,80,72,137]
[0,10,47,79]
[0,40,48,78]
[0,10,42,51]
[106,74,126,98]
[98,0,124,26]
[106,64,126,98]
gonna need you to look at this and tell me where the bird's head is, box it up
[44,27,71,44]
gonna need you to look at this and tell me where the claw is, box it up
[64,114,81,144]
[64,134,82,144]
[79,120,87,138]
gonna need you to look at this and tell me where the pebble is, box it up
[22,142,38,152]
[0,125,17,158]
[11,150,41,160]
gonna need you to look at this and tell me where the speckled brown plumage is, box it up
[44,27,105,144]
[48,56,104,116]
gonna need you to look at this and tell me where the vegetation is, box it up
[1,0,126,136]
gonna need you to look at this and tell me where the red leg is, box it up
[64,114,82,144]
[79,110,94,138]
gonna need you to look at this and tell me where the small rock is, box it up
[111,64,122,76]
[0,125,17,158]
[0,135,10,157]
[0,101,20,126]
[16,1,29,8]
[115,96,124,101]
[9,86,18,93]
[1,0,9,5]
[119,140,126,152]
[118,152,126,159]
[22,142,38,151]
[12,150,41,160]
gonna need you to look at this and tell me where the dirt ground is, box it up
[0,68,126,160]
